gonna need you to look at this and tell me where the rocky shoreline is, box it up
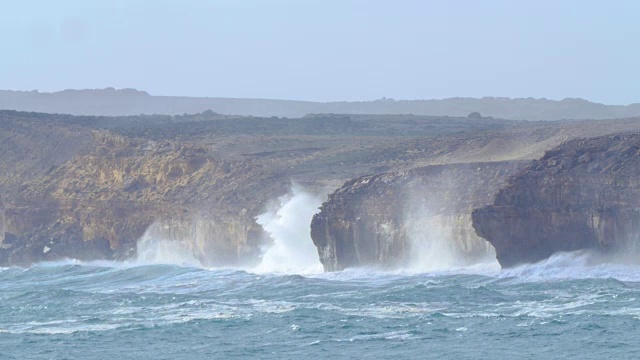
[473,133,640,267]
[310,161,525,271]
[4,109,640,268]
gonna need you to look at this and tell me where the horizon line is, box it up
[1,87,639,107]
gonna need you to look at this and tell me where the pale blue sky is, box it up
[1,0,639,104]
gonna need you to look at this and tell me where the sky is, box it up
[1,0,639,104]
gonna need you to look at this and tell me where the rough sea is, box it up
[3,191,640,359]
[2,251,640,359]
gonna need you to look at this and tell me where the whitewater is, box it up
[2,190,640,359]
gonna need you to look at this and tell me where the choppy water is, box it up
[2,251,640,359]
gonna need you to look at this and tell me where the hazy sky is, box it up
[1,0,639,104]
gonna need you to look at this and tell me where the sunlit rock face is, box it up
[0,131,275,267]
[473,133,640,268]
[310,161,525,271]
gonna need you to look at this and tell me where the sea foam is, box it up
[253,185,324,274]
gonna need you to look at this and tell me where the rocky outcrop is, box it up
[0,131,276,266]
[8,107,640,268]
[473,133,640,267]
[310,161,525,271]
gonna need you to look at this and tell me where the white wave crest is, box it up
[499,250,640,282]
[252,185,324,274]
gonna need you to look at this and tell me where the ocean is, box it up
[2,251,640,359]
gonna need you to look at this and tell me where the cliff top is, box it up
[520,132,640,177]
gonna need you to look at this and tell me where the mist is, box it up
[403,183,497,272]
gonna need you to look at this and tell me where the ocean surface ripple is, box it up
[2,251,640,359]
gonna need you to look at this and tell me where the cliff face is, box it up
[310,162,525,271]
[473,133,640,267]
[1,131,273,266]
[7,108,640,267]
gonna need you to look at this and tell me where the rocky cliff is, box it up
[6,109,640,267]
[310,161,525,271]
[1,130,274,266]
[473,133,640,267]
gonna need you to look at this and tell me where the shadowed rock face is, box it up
[310,162,525,271]
[473,133,640,268]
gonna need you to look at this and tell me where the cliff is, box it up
[1,131,274,266]
[473,132,640,267]
[310,161,525,271]
[6,109,640,267]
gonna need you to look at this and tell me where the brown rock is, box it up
[473,133,640,267]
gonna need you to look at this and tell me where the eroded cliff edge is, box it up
[6,109,640,267]
[1,130,274,266]
[473,133,640,268]
[310,161,525,271]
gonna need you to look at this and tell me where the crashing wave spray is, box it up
[498,250,640,282]
[403,189,497,272]
[405,211,461,271]
[135,222,203,267]
[253,186,324,274]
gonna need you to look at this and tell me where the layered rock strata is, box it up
[473,133,640,267]
[310,161,525,271]
[0,131,273,266]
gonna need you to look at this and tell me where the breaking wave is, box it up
[253,186,324,274]
[499,250,640,282]
[131,185,325,274]
[135,224,203,267]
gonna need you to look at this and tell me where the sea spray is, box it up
[403,189,497,272]
[136,222,203,267]
[254,186,324,274]
[499,250,640,282]
[405,210,463,271]
[133,186,325,272]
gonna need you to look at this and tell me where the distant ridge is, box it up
[1,88,639,120]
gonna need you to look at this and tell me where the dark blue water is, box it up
[2,252,640,359]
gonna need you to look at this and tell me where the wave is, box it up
[252,185,324,274]
[136,228,203,268]
[498,250,640,282]
[128,185,325,274]
[301,250,640,283]
[10,251,640,288]
[402,249,640,283]
[10,249,640,285]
